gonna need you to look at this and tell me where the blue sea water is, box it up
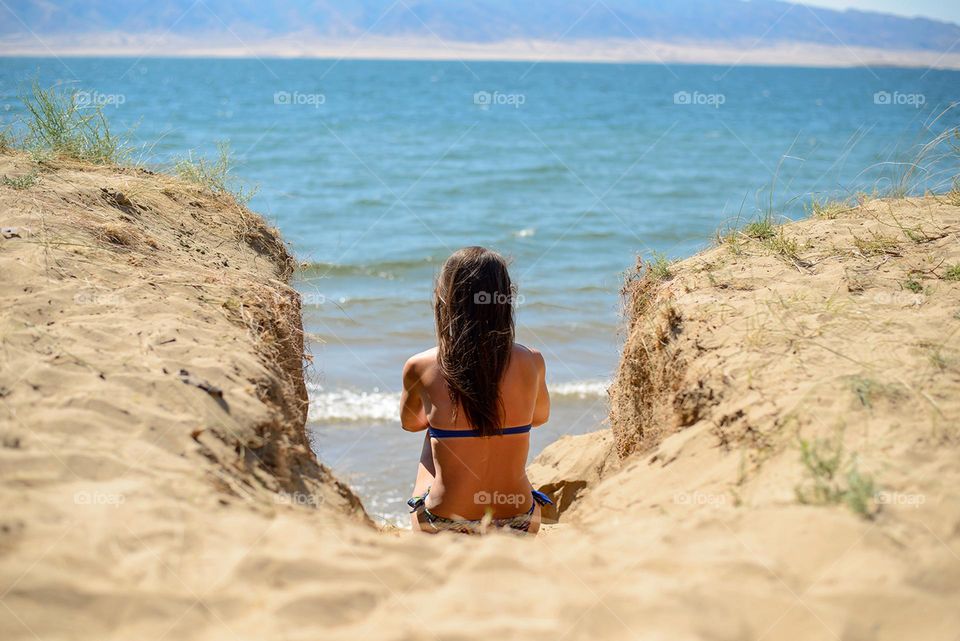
[2,58,956,521]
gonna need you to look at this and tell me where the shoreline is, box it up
[3,36,960,70]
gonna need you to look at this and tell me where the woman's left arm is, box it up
[400,357,429,431]
[531,349,550,427]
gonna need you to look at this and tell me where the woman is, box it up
[400,246,552,534]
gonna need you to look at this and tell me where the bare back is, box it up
[400,343,549,520]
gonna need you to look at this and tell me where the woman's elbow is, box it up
[401,423,427,432]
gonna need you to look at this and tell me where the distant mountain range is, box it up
[3,0,960,53]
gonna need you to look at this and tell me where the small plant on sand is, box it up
[795,435,878,519]
[943,264,960,281]
[850,376,880,408]
[766,228,802,261]
[715,227,744,255]
[949,178,960,206]
[645,251,672,281]
[844,465,878,518]
[20,81,128,164]
[852,232,901,257]
[882,209,946,244]
[716,214,807,266]
[620,252,675,326]
[174,141,257,204]
[1,173,37,190]
[0,126,13,153]
[903,279,923,294]
[742,217,776,241]
[808,197,852,220]
[850,377,904,409]
[922,343,948,371]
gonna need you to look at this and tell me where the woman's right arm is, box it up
[400,356,429,432]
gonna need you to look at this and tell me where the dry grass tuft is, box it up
[94,223,143,248]
[608,256,690,458]
[852,232,901,257]
[766,228,803,262]
[949,182,960,207]
[808,197,855,220]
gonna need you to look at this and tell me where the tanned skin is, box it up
[400,343,549,532]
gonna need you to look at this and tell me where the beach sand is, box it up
[1,152,959,640]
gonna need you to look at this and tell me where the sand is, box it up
[2,152,959,640]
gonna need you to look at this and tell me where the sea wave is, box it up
[549,380,609,398]
[307,379,608,423]
[307,386,400,422]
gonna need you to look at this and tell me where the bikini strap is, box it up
[501,425,533,436]
[407,487,430,513]
[428,425,532,438]
[531,489,554,506]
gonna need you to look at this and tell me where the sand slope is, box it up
[2,155,959,641]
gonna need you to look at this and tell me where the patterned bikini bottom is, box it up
[407,488,554,535]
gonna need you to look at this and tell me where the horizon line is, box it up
[2,37,960,71]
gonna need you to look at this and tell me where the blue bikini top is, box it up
[427,425,532,439]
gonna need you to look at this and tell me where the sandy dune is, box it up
[1,153,959,640]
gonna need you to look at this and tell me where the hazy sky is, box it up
[800,0,960,24]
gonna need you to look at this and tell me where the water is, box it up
[2,58,957,522]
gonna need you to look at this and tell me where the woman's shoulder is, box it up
[512,343,545,369]
[403,347,438,372]
[402,348,438,390]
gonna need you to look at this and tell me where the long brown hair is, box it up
[435,247,515,436]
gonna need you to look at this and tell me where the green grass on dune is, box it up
[18,81,129,165]
[173,142,257,204]
[3,81,255,204]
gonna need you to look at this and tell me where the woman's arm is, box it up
[400,356,429,432]
[531,349,550,427]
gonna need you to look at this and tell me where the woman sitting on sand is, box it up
[400,246,553,535]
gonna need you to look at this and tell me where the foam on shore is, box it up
[306,379,609,423]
